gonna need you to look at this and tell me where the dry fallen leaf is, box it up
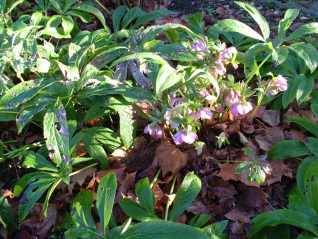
[266,161,293,185]
[225,208,250,224]
[217,163,259,187]
[153,142,188,176]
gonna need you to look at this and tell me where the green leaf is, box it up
[296,75,314,103]
[112,6,128,32]
[210,19,264,41]
[235,1,270,40]
[65,227,102,239]
[120,198,158,221]
[277,9,299,42]
[41,15,73,39]
[121,7,143,29]
[96,172,117,234]
[110,104,135,149]
[289,43,318,73]
[289,117,318,138]
[43,102,71,167]
[306,138,318,157]
[296,156,318,212]
[249,209,318,238]
[155,63,180,96]
[269,140,310,160]
[0,195,15,232]
[169,172,201,221]
[311,90,318,117]
[135,178,155,213]
[72,2,108,31]
[115,221,209,239]
[184,12,204,34]
[71,191,95,228]
[133,9,173,28]
[86,144,108,168]
[23,152,58,172]
[203,220,228,239]
[282,75,301,108]
[286,23,318,42]
[18,172,56,221]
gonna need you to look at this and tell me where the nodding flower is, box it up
[219,46,237,63]
[191,40,209,53]
[230,101,253,117]
[268,75,288,96]
[144,124,163,140]
[190,108,213,120]
[224,90,241,107]
[173,130,198,145]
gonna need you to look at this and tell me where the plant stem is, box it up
[164,176,177,221]
[150,169,161,188]
[95,0,112,16]
[69,163,97,176]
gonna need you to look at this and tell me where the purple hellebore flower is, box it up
[191,107,213,120]
[268,75,288,96]
[199,90,214,101]
[219,46,237,62]
[173,130,198,145]
[231,102,253,117]
[191,40,209,53]
[144,124,163,140]
[224,90,241,107]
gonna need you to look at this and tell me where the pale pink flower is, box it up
[268,75,288,96]
[173,130,198,145]
[231,102,253,117]
[144,124,163,140]
[224,90,241,107]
